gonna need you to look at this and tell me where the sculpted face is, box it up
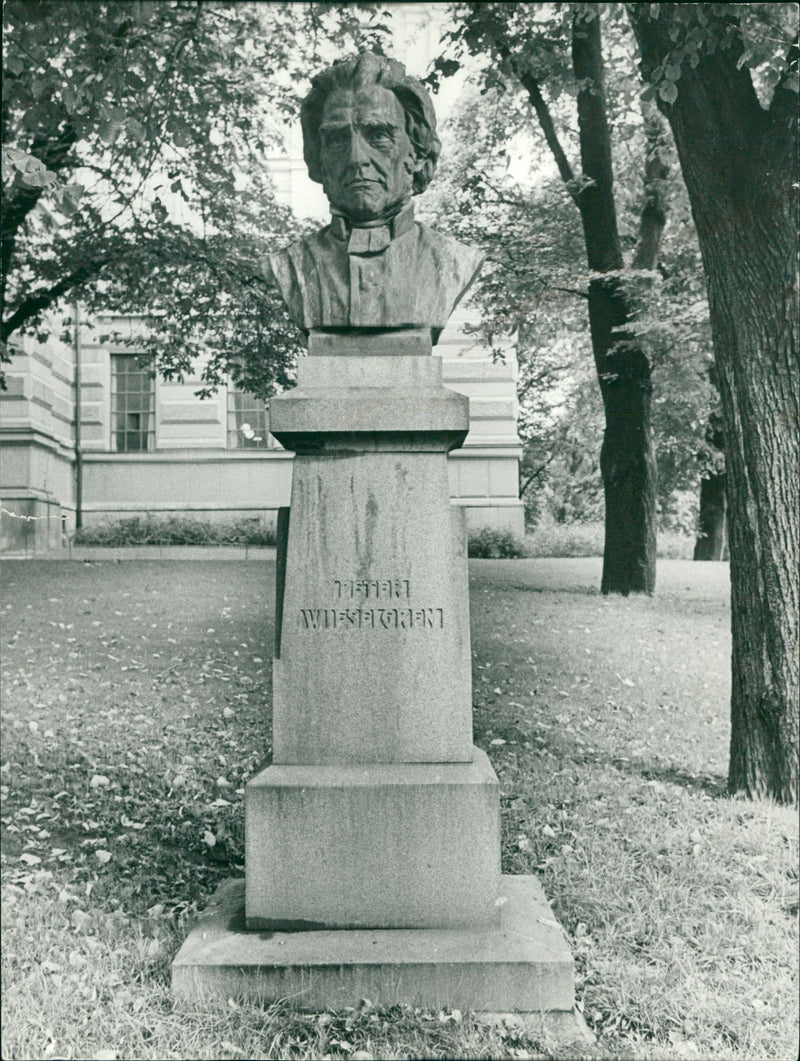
[318,86,418,223]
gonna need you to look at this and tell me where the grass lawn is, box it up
[1,558,797,1061]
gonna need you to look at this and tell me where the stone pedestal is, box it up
[245,751,500,929]
[246,341,498,932]
[269,348,473,765]
[173,332,577,1024]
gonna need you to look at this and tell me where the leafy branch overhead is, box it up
[1,0,393,394]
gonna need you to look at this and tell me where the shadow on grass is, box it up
[607,756,728,798]
[475,715,728,799]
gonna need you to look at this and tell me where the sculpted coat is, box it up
[267,205,484,340]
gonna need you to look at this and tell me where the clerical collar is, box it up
[330,203,415,255]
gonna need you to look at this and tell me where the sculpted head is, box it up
[301,53,441,224]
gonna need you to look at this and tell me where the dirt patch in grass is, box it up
[1,559,797,1060]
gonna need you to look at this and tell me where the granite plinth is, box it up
[299,353,440,388]
[270,354,469,453]
[269,389,468,450]
[270,353,474,765]
[307,328,432,357]
[173,875,576,1017]
[272,457,472,764]
[245,750,500,929]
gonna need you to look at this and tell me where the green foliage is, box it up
[426,7,724,534]
[1,0,394,392]
[523,520,605,558]
[73,515,276,548]
[634,3,798,108]
[518,520,694,559]
[467,527,529,558]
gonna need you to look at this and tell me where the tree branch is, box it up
[1,124,79,286]
[627,4,768,189]
[515,65,579,202]
[488,35,579,204]
[572,9,624,273]
[1,258,107,343]
[519,451,558,497]
[631,112,670,271]
[550,284,590,300]
[768,30,799,167]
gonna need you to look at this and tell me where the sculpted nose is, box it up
[348,132,370,167]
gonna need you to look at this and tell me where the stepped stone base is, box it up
[245,750,500,929]
[172,875,577,1019]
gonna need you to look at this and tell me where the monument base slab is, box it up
[172,875,577,1019]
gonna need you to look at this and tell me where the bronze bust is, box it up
[266,53,484,344]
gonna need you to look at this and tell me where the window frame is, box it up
[226,388,275,450]
[110,353,156,453]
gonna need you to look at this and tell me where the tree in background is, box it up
[431,2,671,595]
[692,399,726,561]
[426,9,717,560]
[1,0,390,397]
[628,3,798,803]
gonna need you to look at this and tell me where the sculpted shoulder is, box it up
[413,223,485,307]
[265,227,335,284]
[263,227,345,332]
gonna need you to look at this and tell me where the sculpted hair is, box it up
[301,52,441,195]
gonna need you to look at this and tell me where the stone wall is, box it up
[0,323,76,553]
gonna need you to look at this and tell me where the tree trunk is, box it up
[693,472,727,561]
[705,205,798,803]
[629,6,799,803]
[572,12,657,595]
[587,278,657,594]
[501,10,659,594]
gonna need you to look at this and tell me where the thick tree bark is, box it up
[694,472,727,561]
[572,12,657,595]
[629,6,799,803]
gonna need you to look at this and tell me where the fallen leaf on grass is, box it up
[95,849,112,864]
[72,909,92,931]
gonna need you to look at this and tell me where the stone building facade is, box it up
[1,307,523,553]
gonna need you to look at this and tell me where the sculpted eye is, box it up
[367,128,393,146]
[322,128,349,148]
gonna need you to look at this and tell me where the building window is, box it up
[111,354,155,452]
[227,390,271,449]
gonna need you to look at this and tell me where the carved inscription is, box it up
[300,578,444,631]
[334,579,410,599]
[301,607,443,630]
